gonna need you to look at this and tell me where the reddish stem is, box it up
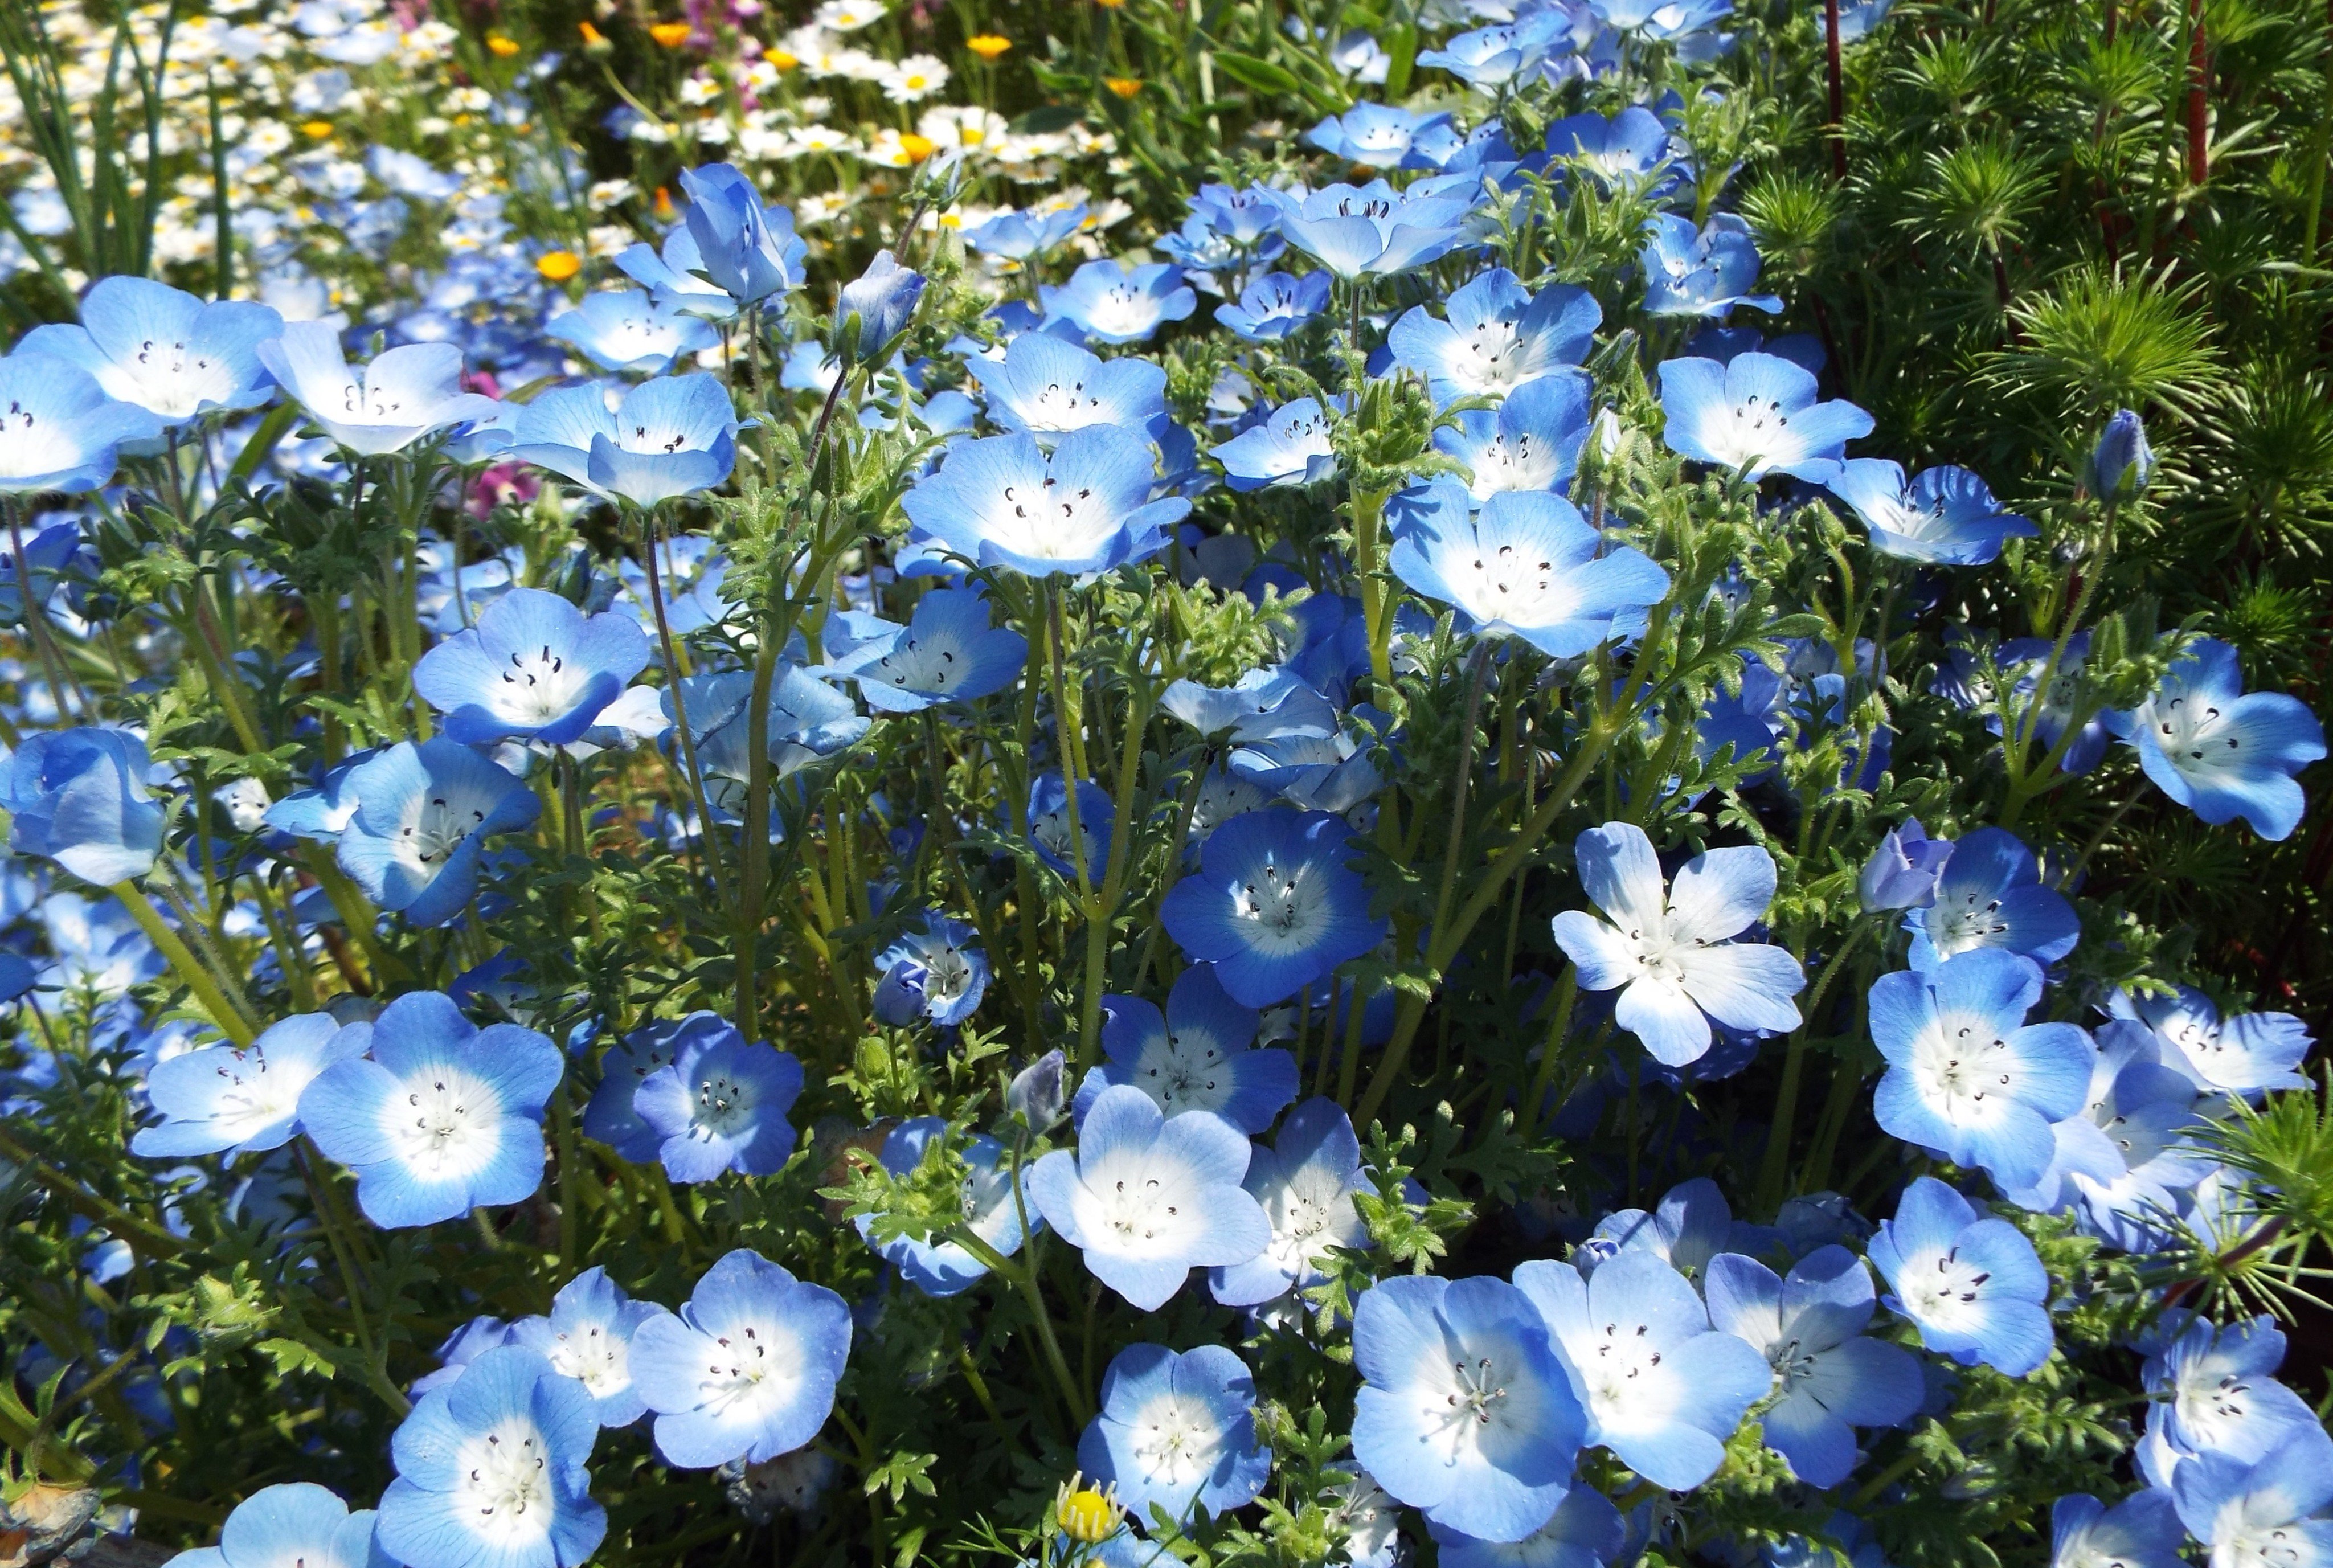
[2187,0,2209,187]
[1824,0,1847,180]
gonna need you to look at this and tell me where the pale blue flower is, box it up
[1656,353,1872,484]
[132,1013,370,1158]
[334,738,540,927]
[2137,1313,2322,1490]
[1386,270,1599,406]
[1078,1344,1271,1523]
[823,587,1026,713]
[1304,104,1455,170]
[0,727,165,884]
[2048,1492,2186,1568]
[1213,399,1339,491]
[1825,460,2037,565]
[615,226,737,320]
[256,321,499,456]
[902,427,1186,578]
[966,204,1087,261]
[1580,1176,1738,1282]
[631,1248,851,1468]
[871,911,990,1027]
[2103,637,2326,841]
[679,163,807,303]
[159,1483,387,1568]
[975,331,1169,445]
[1076,963,1297,1133]
[2172,1436,2333,1568]
[1431,372,1593,502]
[0,354,165,492]
[1429,1485,1626,1568]
[631,1013,803,1181]
[1160,809,1389,1007]
[1867,1176,2053,1375]
[1388,482,1669,657]
[509,1267,664,1427]
[1215,271,1331,341]
[19,275,283,429]
[854,1117,1035,1296]
[2107,983,2312,1098]
[546,289,720,374]
[836,249,925,359]
[1264,181,1474,280]
[1209,1096,1369,1308]
[1039,260,1196,345]
[1546,108,1680,195]
[511,375,741,506]
[1419,15,1570,88]
[583,1012,716,1162]
[1904,826,2079,971]
[1639,214,1781,318]
[414,587,649,745]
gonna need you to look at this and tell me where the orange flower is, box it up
[653,185,677,222]
[299,119,335,137]
[535,250,584,281]
[899,132,938,161]
[965,32,1010,58]
[485,32,520,55]
[1104,75,1141,96]
[648,21,691,46]
[578,20,613,52]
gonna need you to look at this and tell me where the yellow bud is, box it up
[898,132,937,161]
[767,46,799,68]
[649,21,691,46]
[965,32,1010,58]
[1104,75,1141,97]
[485,32,520,55]
[578,19,613,53]
[535,249,583,281]
[299,120,335,138]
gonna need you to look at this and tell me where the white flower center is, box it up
[550,1322,631,1397]
[696,1321,800,1416]
[1129,1393,1227,1488]
[1909,1011,2019,1123]
[2151,692,2248,777]
[197,1046,310,1137]
[1582,1317,1665,1413]
[1900,1244,1995,1332]
[383,1066,501,1179]
[457,1419,555,1543]
[688,1069,760,1138]
[1235,861,1327,947]
[492,642,592,724]
[873,627,967,693]
[396,789,492,872]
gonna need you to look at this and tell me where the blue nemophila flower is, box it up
[1350,1273,1586,1543]
[583,1011,714,1161]
[901,427,1188,578]
[1159,809,1389,1008]
[1161,668,1331,741]
[1210,1095,1369,1308]
[257,321,499,456]
[1867,1176,2053,1375]
[162,1484,385,1568]
[1216,271,1332,342]
[824,587,1027,713]
[1419,14,1568,88]
[2083,409,2154,505]
[1904,825,2079,971]
[1433,373,1593,502]
[976,332,1168,445]
[854,1117,1036,1296]
[1581,1177,1739,1282]
[1705,1246,1925,1486]
[871,911,990,1027]
[1430,1485,1626,1568]
[616,226,738,320]
[2137,1314,2324,1489]
[1515,1251,1771,1491]
[1304,103,1454,169]
[2104,637,2327,841]
[1040,259,1197,345]
[1188,183,1288,252]
[545,289,719,375]
[678,163,807,304]
[1978,633,2113,776]
[836,250,926,361]
[1410,117,1521,174]
[1078,1343,1271,1524]
[1547,107,1679,194]
[379,1344,605,1568]
[1264,181,1475,280]
[1028,772,1115,885]
[1026,1083,1270,1310]
[632,1013,803,1182]
[2171,1437,2333,1568]
[334,738,539,927]
[0,727,165,884]
[1825,460,2037,566]
[2049,1491,2186,1568]
[509,1267,662,1428]
[1388,482,1670,657]
[1869,949,2090,1189]
[2024,1022,2208,1250]
[1077,963,1297,1133]
[1386,271,1600,407]
[2109,984,2311,1098]
[0,354,163,492]
[1656,353,1873,484]
[132,1013,370,1158]
[1213,398,1339,492]
[511,375,742,507]
[1860,818,1954,911]
[632,1248,851,1468]
[1552,821,1804,1067]
[1639,214,1782,318]
[20,275,283,429]
[298,990,563,1227]
[691,665,871,816]
[966,203,1087,262]
[0,517,90,624]
[414,587,649,746]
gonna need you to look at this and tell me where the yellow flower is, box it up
[899,132,938,161]
[1104,75,1141,97]
[964,33,1010,58]
[535,249,583,281]
[767,46,799,69]
[1054,1476,1120,1545]
[578,19,613,52]
[649,21,692,46]
[485,32,519,55]
[299,120,335,138]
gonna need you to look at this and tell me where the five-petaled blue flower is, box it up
[1868,1175,2053,1375]
[1160,809,1389,1008]
[2107,983,2312,1099]
[631,1012,804,1181]
[1210,1095,1370,1309]
[678,162,807,304]
[901,427,1187,578]
[1860,817,1954,911]
[1264,181,1475,279]
[1213,399,1339,492]
[21,275,284,431]
[257,321,500,457]
[415,586,650,746]
[1386,269,1600,407]
[1076,963,1298,1133]
[509,1266,664,1428]
[1078,1343,1272,1524]
[1656,352,1873,484]
[161,1483,386,1568]
[1216,271,1332,342]
[513,375,743,507]
[1432,373,1594,502]
[630,1247,852,1468]
[1389,481,1669,657]
[0,353,165,492]
[976,331,1169,445]
[2048,1491,2187,1568]
[334,738,541,927]
[854,1116,1037,1296]
[1304,103,1454,169]
[133,1012,371,1158]
[1039,259,1197,345]
[1826,459,2037,566]
[871,910,991,1026]
[1639,214,1783,318]
[2104,637,2327,841]
[546,289,721,375]
[822,586,1027,713]
[0,727,165,885]
[1904,825,2078,972]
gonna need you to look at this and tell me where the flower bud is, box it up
[1859,817,1954,911]
[2083,409,2152,504]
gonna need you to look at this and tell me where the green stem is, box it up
[1754,918,1873,1215]
[1517,963,1579,1139]
[0,1125,186,1257]
[110,879,257,1046]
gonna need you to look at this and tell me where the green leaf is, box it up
[1208,50,1305,100]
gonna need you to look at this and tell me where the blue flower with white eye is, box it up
[901,427,1188,579]
[1656,353,1873,484]
[2108,984,2311,1098]
[161,1484,388,1568]
[2172,1435,2333,1568]
[1188,183,1288,252]
[1409,117,1521,175]
[854,1117,1036,1296]
[1026,1084,1270,1311]
[2136,1314,2324,1491]
[2048,1491,2187,1568]
[0,727,165,884]
[1389,482,1669,657]
[1025,772,1115,886]
[1215,272,1332,342]
[509,1267,663,1428]
[2001,1019,2205,1243]
[1552,821,1804,1068]
[976,332,1169,445]
[1824,460,2036,566]
[1039,259,1196,345]
[257,322,500,457]
[298,990,563,1229]
[1264,181,1475,280]
[1161,668,1335,741]
[2103,637,2327,841]
[1639,214,1782,318]
[1213,399,1340,492]
[1705,1246,1925,1487]
[1904,825,2080,971]
[1159,809,1389,1008]
[1350,1272,1586,1543]
[1304,104,1454,169]
[631,1248,852,1468]
[583,1011,718,1162]
[1868,1176,2053,1374]
[333,738,540,927]
[1546,108,1680,195]
[824,587,1026,713]
[1869,949,2090,1189]
[0,354,164,492]
[414,587,650,746]
[19,276,283,430]
[1582,1176,1738,1282]
[678,163,807,304]
[1077,963,1297,1134]
[1432,372,1593,502]
[378,1344,605,1568]
[631,1012,803,1182]
[1158,214,1246,290]
[1210,1095,1369,1308]
[871,911,990,1027]
[1429,1484,1626,1568]
[965,203,1087,263]
[1515,1251,1771,1491]
[689,665,871,818]
[1387,270,1600,407]
[511,375,742,507]
[1418,14,1569,88]
[616,226,738,320]
[1860,818,1954,911]
[836,250,925,359]
[545,289,720,375]
[132,1012,371,1158]
[1078,1344,1271,1524]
